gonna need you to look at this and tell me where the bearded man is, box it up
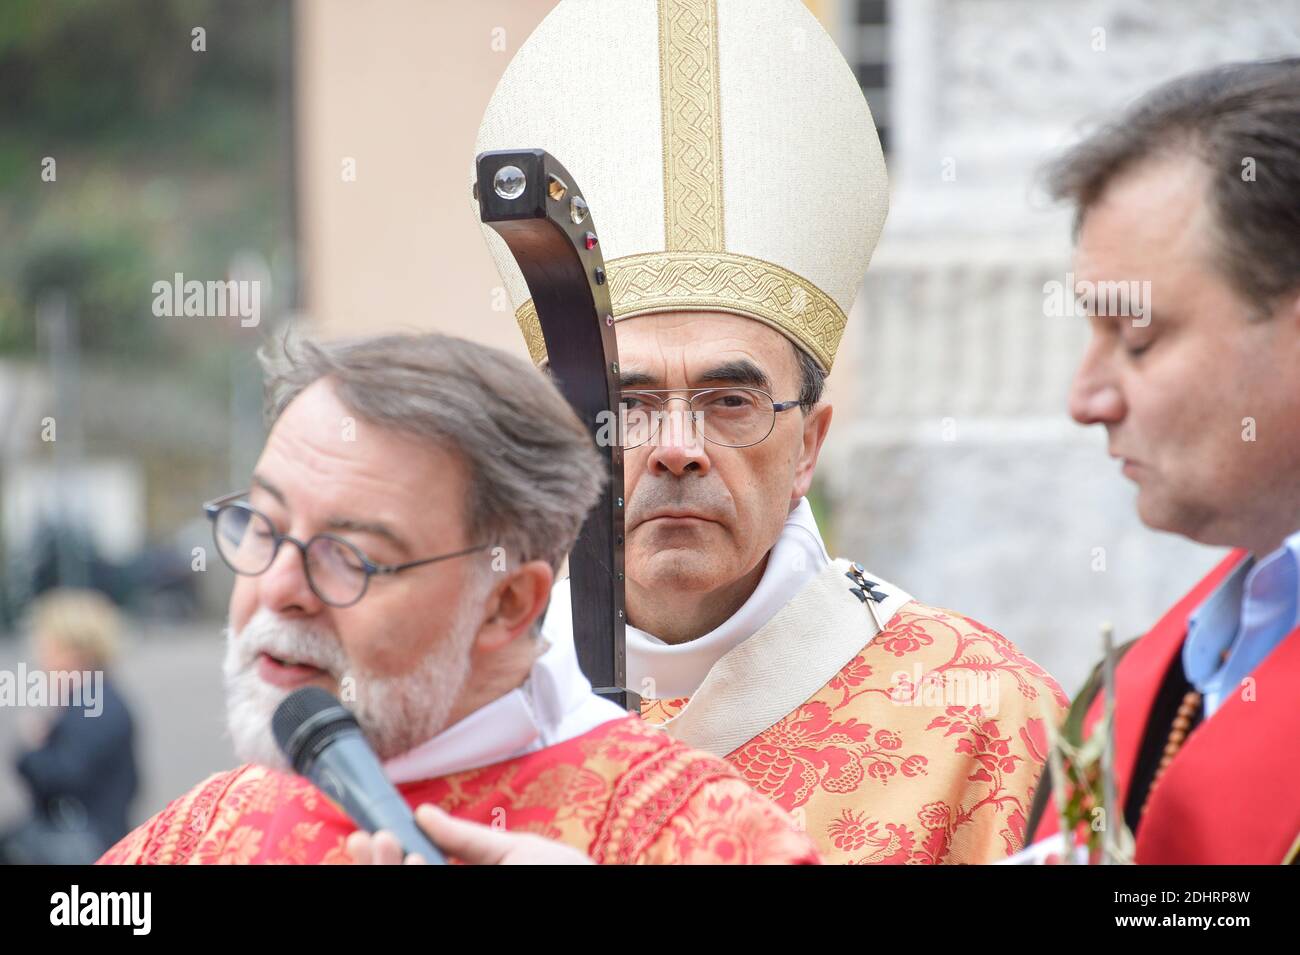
[98,333,817,865]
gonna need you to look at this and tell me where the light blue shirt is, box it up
[1182,530,1300,717]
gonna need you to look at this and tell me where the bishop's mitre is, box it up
[473,0,888,373]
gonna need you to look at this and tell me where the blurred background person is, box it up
[1,588,138,864]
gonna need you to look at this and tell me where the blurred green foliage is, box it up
[0,0,292,378]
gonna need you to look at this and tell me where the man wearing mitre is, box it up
[473,0,1067,864]
[98,334,818,864]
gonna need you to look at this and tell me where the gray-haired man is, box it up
[98,333,817,865]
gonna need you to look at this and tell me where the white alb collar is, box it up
[382,631,626,785]
[626,497,830,698]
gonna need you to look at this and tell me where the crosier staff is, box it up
[474,149,638,711]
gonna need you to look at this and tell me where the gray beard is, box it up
[222,597,479,770]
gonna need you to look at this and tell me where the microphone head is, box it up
[272,686,361,775]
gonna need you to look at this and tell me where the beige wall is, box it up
[295,0,555,358]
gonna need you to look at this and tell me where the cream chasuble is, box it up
[542,505,1067,864]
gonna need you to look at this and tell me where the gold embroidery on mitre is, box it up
[658,0,724,252]
[515,251,844,371]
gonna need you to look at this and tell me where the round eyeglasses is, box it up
[618,388,801,450]
[202,492,489,608]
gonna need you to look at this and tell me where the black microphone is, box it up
[272,686,447,865]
